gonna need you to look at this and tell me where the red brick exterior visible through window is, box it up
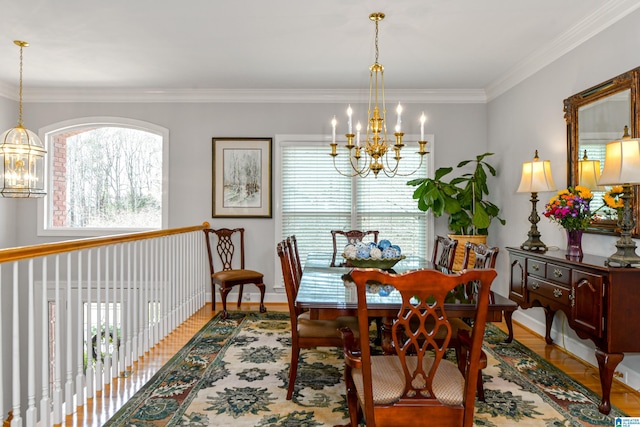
[51,129,94,227]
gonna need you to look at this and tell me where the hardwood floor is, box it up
[63,302,640,425]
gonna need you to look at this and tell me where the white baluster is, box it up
[11,262,22,427]
[127,243,135,368]
[53,255,62,424]
[95,248,103,392]
[104,246,112,385]
[65,254,73,415]
[86,249,94,399]
[76,252,85,407]
[26,259,37,427]
[119,245,126,375]
[112,245,119,380]
[40,257,50,427]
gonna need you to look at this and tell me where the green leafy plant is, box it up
[407,152,505,235]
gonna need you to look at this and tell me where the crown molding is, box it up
[486,0,640,101]
[0,81,17,101]
[15,87,487,104]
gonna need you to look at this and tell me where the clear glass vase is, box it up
[565,229,584,260]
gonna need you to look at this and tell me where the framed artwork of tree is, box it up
[212,137,272,218]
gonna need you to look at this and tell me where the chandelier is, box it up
[0,40,47,197]
[329,12,428,178]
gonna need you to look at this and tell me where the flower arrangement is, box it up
[603,186,624,211]
[543,186,594,231]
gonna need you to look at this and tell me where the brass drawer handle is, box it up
[531,282,540,290]
[553,288,563,298]
[553,269,563,278]
[532,264,540,271]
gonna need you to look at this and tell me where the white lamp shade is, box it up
[578,159,604,190]
[517,158,556,193]
[598,137,640,185]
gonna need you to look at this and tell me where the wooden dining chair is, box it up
[431,235,459,273]
[286,235,303,286]
[462,242,499,270]
[277,239,359,400]
[330,229,379,267]
[337,267,497,427]
[204,227,266,320]
[456,242,499,401]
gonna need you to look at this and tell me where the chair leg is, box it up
[477,370,485,401]
[220,286,232,320]
[211,281,216,311]
[237,284,244,309]
[287,343,300,400]
[257,282,267,313]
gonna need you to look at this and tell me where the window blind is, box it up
[281,138,429,267]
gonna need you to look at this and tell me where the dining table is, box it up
[295,253,517,347]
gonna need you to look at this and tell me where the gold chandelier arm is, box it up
[331,155,372,178]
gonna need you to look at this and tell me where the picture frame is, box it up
[212,137,272,218]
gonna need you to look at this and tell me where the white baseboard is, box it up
[513,310,640,392]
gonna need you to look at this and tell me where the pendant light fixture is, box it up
[0,40,46,198]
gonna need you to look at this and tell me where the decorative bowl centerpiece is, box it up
[341,238,405,270]
[342,255,406,269]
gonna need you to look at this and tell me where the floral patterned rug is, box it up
[104,311,626,426]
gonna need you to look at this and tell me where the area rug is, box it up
[104,311,626,426]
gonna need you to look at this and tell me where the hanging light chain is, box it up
[15,40,29,128]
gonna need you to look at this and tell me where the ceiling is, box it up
[0,0,638,103]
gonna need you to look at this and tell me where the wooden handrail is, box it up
[0,222,210,264]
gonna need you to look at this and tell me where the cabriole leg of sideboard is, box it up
[595,349,624,415]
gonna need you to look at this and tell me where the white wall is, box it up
[0,96,18,249]
[9,101,488,298]
[488,8,640,389]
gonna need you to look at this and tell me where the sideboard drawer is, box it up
[546,263,571,285]
[527,276,571,307]
[527,259,545,276]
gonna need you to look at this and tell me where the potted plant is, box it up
[407,152,505,269]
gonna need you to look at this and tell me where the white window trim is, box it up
[37,116,169,237]
[273,133,435,291]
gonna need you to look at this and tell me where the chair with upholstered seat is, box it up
[204,227,266,320]
[331,229,379,267]
[431,235,458,273]
[462,242,499,270]
[286,235,303,286]
[277,239,359,400]
[337,267,497,427]
[455,241,499,401]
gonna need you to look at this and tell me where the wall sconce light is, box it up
[0,40,47,198]
[597,126,640,267]
[517,150,556,251]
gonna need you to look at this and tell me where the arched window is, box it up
[38,117,168,236]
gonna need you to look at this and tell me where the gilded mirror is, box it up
[564,66,640,236]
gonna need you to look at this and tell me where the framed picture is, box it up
[212,137,272,218]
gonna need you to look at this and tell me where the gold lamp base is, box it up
[521,191,548,252]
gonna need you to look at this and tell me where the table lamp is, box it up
[597,126,640,267]
[517,150,556,252]
[578,150,604,190]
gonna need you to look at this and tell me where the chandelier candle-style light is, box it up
[0,40,46,197]
[329,12,428,178]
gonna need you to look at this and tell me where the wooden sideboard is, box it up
[506,247,640,415]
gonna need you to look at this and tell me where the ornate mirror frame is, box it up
[564,66,640,236]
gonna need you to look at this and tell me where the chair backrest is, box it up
[203,228,246,273]
[431,235,459,273]
[331,229,379,267]
[350,267,497,426]
[286,235,303,286]
[277,240,302,321]
[462,242,499,270]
